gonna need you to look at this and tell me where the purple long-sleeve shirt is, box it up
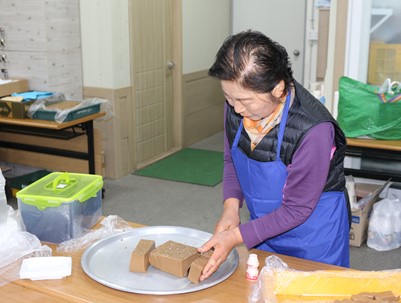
[223,114,335,249]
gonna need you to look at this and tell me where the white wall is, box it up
[80,0,231,87]
[79,0,130,89]
[231,0,307,83]
[182,0,231,74]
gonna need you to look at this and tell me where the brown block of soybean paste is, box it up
[374,291,399,301]
[188,251,213,284]
[351,292,376,302]
[130,239,156,272]
[149,240,200,278]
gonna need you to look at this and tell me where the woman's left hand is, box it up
[197,227,243,281]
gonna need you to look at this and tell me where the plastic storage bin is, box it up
[17,172,103,243]
[31,101,100,122]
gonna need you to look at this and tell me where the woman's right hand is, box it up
[214,198,241,234]
[197,198,242,282]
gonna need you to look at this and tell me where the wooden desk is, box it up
[6,221,344,303]
[0,283,68,303]
[0,112,105,174]
[346,138,401,181]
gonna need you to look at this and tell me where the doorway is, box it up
[129,0,182,170]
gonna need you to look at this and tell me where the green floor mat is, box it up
[134,148,223,186]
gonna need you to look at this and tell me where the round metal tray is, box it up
[81,226,239,295]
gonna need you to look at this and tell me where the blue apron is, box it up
[231,93,350,267]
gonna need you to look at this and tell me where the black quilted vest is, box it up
[226,81,347,193]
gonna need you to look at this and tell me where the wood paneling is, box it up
[182,70,224,146]
[317,8,330,81]
[332,1,348,94]
[83,86,134,179]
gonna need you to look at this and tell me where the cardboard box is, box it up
[0,98,34,118]
[0,79,31,118]
[349,181,389,247]
[0,79,29,97]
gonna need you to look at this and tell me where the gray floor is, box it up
[102,131,401,271]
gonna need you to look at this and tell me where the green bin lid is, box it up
[16,172,103,210]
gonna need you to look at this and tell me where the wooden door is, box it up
[130,0,181,168]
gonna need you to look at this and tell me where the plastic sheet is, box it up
[249,255,401,303]
[378,79,401,95]
[0,169,52,286]
[56,215,132,253]
[27,97,113,123]
[352,192,375,211]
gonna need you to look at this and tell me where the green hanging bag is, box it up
[337,76,401,139]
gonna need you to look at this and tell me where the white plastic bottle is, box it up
[246,253,259,280]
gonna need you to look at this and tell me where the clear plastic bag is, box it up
[56,215,132,253]
[0,169,51,286]
[249,255,401,303]
[249,255,290,303]
[0,206,52,286]
[367,198,401,251]
[378,79,401,95]
[27,97,113,123]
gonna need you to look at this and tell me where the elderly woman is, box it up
[199,30,350,281]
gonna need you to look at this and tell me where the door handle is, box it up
[167,61,176,69]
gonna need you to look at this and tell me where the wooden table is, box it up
[2,221,345,303]
[347,138,401,152]
[0,283,68,303]
[0,112,105,174]
[345,138,401,181]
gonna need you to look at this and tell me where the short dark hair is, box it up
[209,30,293,95]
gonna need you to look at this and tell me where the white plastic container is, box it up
[246,253,259,280]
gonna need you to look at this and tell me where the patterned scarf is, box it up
[243,91,293,151]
